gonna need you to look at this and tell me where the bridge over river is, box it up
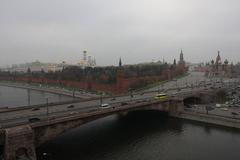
[0,72,227,160]
[0,97,185,160]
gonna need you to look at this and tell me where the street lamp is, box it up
[100,92,103,105]
[129,88,133,101]
[72,88,75,98]
[46,97,49,119]
[27,89,31,106]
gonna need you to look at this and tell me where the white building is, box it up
[78,50,96,68]
[8,60,64,73]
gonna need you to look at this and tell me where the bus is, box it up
[154,93,168,100]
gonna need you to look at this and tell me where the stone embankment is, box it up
[0,82,99,99]
[173,111,240,129]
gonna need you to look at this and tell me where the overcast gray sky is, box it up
[0,0,240,67]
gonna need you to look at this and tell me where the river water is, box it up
[36,112,240,160]
[1,86,240,160]
[0,86,75,107]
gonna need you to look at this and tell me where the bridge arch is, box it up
[15,148,30,160]
[183,96,201,106]
[0,145,3,159]
[33,100,181,147]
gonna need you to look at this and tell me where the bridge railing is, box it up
[0,98,176,129]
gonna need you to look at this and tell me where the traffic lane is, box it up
[0,105,99,128]
[0,86,214,128]
[146,77,192,91]
[145,72,208,92]
[0,93,154,121]
[1,91,161,125]
[0,86,196,121]
[0,83,216,122]
[1,99,150,128]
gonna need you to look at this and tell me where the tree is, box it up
[27,67,31,74]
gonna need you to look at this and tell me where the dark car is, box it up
[232,112,238,115]
[121,102,128,106]
[67,105,75,108]
[185,104,190,108]
[111,97,116,101]
[31,107,40,111]
[28,117,40,123]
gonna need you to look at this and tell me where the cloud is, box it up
[0,0,240,67]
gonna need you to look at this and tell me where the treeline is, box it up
[0,62,172,84]
[122,63,168,78]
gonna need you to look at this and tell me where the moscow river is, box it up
[1,86,240,160]
[37,113,240,160]
[0,86,75,107]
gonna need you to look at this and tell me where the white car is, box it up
[100,103,110,109]
[220,108,228,111]
[171,92,178,96]
[69,111,78,115]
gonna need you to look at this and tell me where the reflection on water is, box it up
[0,86,75,107]
[37,111,240,160]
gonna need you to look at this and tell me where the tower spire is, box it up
[119,57,122,67]
[216,51,221,64]
[179,49,184,64]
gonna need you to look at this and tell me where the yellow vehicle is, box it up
[154,93,168,100]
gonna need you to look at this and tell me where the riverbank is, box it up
[0,81,99,99]
[173,111,240,129]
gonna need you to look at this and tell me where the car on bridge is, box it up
[121,102,128,106]
[154,93,168,100]
[67,105,75,108]
[31,107,40,111]
[171,92,178,96]
[100,103,110,109]
[28,117,40,123]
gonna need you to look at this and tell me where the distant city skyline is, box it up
[1,0,240,67]
[0,49,234,68]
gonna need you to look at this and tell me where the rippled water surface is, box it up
[0,86,75,107]
[37,112,240,160]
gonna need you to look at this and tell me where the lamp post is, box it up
[46,97,49,119]
[72,88,75,98]
[27,89,30,106]
[131,91,133,101]
[100,92,103,106]
[129,88,133,101]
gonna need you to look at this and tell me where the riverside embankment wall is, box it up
[173,111,240,129]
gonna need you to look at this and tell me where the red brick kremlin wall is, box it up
[2,65,186,93]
